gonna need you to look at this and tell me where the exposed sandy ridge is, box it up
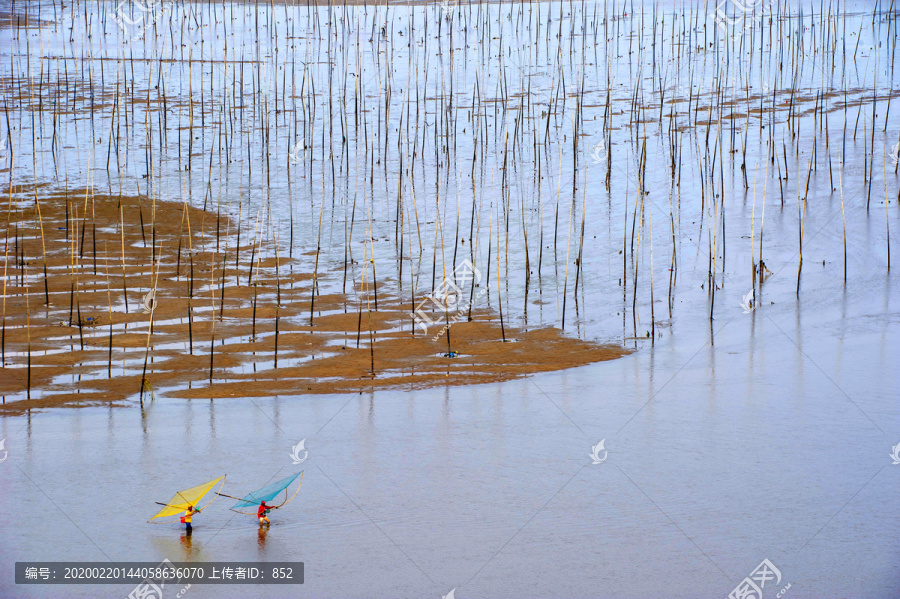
[0,188,628,414]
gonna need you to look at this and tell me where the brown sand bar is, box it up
[0,187,629,415]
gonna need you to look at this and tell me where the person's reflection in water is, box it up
[180,531,194,559]
[257,523,269,556]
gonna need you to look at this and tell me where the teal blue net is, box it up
[231,472,302,508]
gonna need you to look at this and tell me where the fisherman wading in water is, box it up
[182,505,201,533]
[258,501,277,526]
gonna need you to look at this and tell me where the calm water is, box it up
[2,0,900,596]
[2,265,899,598]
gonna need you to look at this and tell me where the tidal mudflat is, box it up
[1,0,899,597]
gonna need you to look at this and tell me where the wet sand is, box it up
[0,188,627,414]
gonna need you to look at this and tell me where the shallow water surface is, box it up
[2,269,899,597]
[1,0,900,596]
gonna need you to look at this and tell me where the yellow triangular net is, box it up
[150,475,226,520]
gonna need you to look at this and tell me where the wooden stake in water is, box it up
[139,245,162,405]
[104,242,114,377]
[883,143,891,270]
[24,257,31,400]
[839,150,848,282]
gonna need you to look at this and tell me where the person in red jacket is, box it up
[257,501,276,526]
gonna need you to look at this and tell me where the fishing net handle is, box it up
[229,491,285,515]
[198,475,227,513]
[272,471,304,509]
